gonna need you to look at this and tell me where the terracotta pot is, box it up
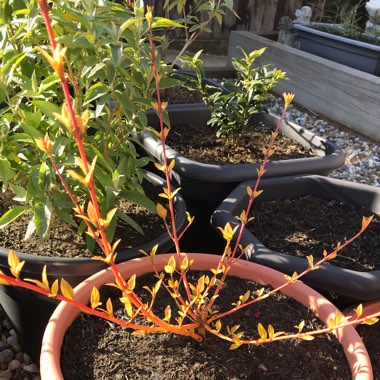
[40,253,372,379]
[344,300,380,321]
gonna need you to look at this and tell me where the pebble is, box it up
[0,350,13,365]
[0,95,377,380]
[7,360,20,371]
[0,369,12,380]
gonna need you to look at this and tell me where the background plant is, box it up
[180,48,285,143]
[310,0,368,38]
[159,0,237,67]
[0,0,180,244]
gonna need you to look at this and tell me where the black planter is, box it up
[141,105,345,205]
[0,171,187,361]
[211,174,380,307]
[292,23,380,76]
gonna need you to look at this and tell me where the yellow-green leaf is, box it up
[257,323,267,340]
[50,279,59,297]
[90,287,101,309]
[127,274,136,292]
[362,318,379,326]
[354,304,363,319]
[60,278,74,300]
[106,298,113,316]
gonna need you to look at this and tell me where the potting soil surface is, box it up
[0,191,165,258]
[248,196,380,271]
[61,271,351,380]
[165,122,316,165]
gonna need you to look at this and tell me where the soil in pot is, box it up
[160,86,204,104]
[61,271,351,380]
[0,191,165,258]
[157,85,317,165]
[164,122,317,165]
[248,196,380,271]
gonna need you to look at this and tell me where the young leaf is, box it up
[362,318,379,326]
[164,256,176,275]
[257,323,267,340]
[106,298,114,317]
[127,274,136,292]
[91,287,101,309]
[60,278,74,300]
[268,324,275,339]
[361,215,374,232]
[354,304,363,319]
[163,305,171,322]
[34,201,52,240]
[0,206,29,229]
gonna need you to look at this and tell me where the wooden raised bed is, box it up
[228,31,380,142]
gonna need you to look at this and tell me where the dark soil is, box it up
[0,192,165,258]
[248,196,380,272]
[61,271,351,380]
[158,86,316,165]
[165,122,316,165]
[160,86,204,104]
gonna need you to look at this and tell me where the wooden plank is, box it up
[228,31,380,142]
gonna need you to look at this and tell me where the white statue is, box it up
[366,0,380,35]
[294,6,313,24]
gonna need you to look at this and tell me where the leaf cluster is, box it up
[0,0,171,243]
[180,48,286,143]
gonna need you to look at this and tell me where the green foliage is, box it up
[0,0,165,242]
[317,0,368,38]
[0,0,234,245]
[181,48,286,142]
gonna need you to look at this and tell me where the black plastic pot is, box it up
[211,174,380,306]
[292,23,380,76]
[0,171,186,361]
[141,105,345,205]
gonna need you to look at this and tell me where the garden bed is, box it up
[228,31,380,142]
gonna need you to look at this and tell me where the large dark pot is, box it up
[211,174,380,307]
[141,105,345,205]
[292,23,380,76]
[0,171,187,361]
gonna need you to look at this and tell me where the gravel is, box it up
[268,96,380,187]
[0,98,378,379]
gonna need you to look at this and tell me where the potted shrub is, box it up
[140,49,345,205]
[211,174,380,306]
[292,1,380,75]
[1,1,379,377]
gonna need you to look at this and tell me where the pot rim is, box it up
[141,105,345,181]
[40,253,372,380]
[211,174,380,301]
